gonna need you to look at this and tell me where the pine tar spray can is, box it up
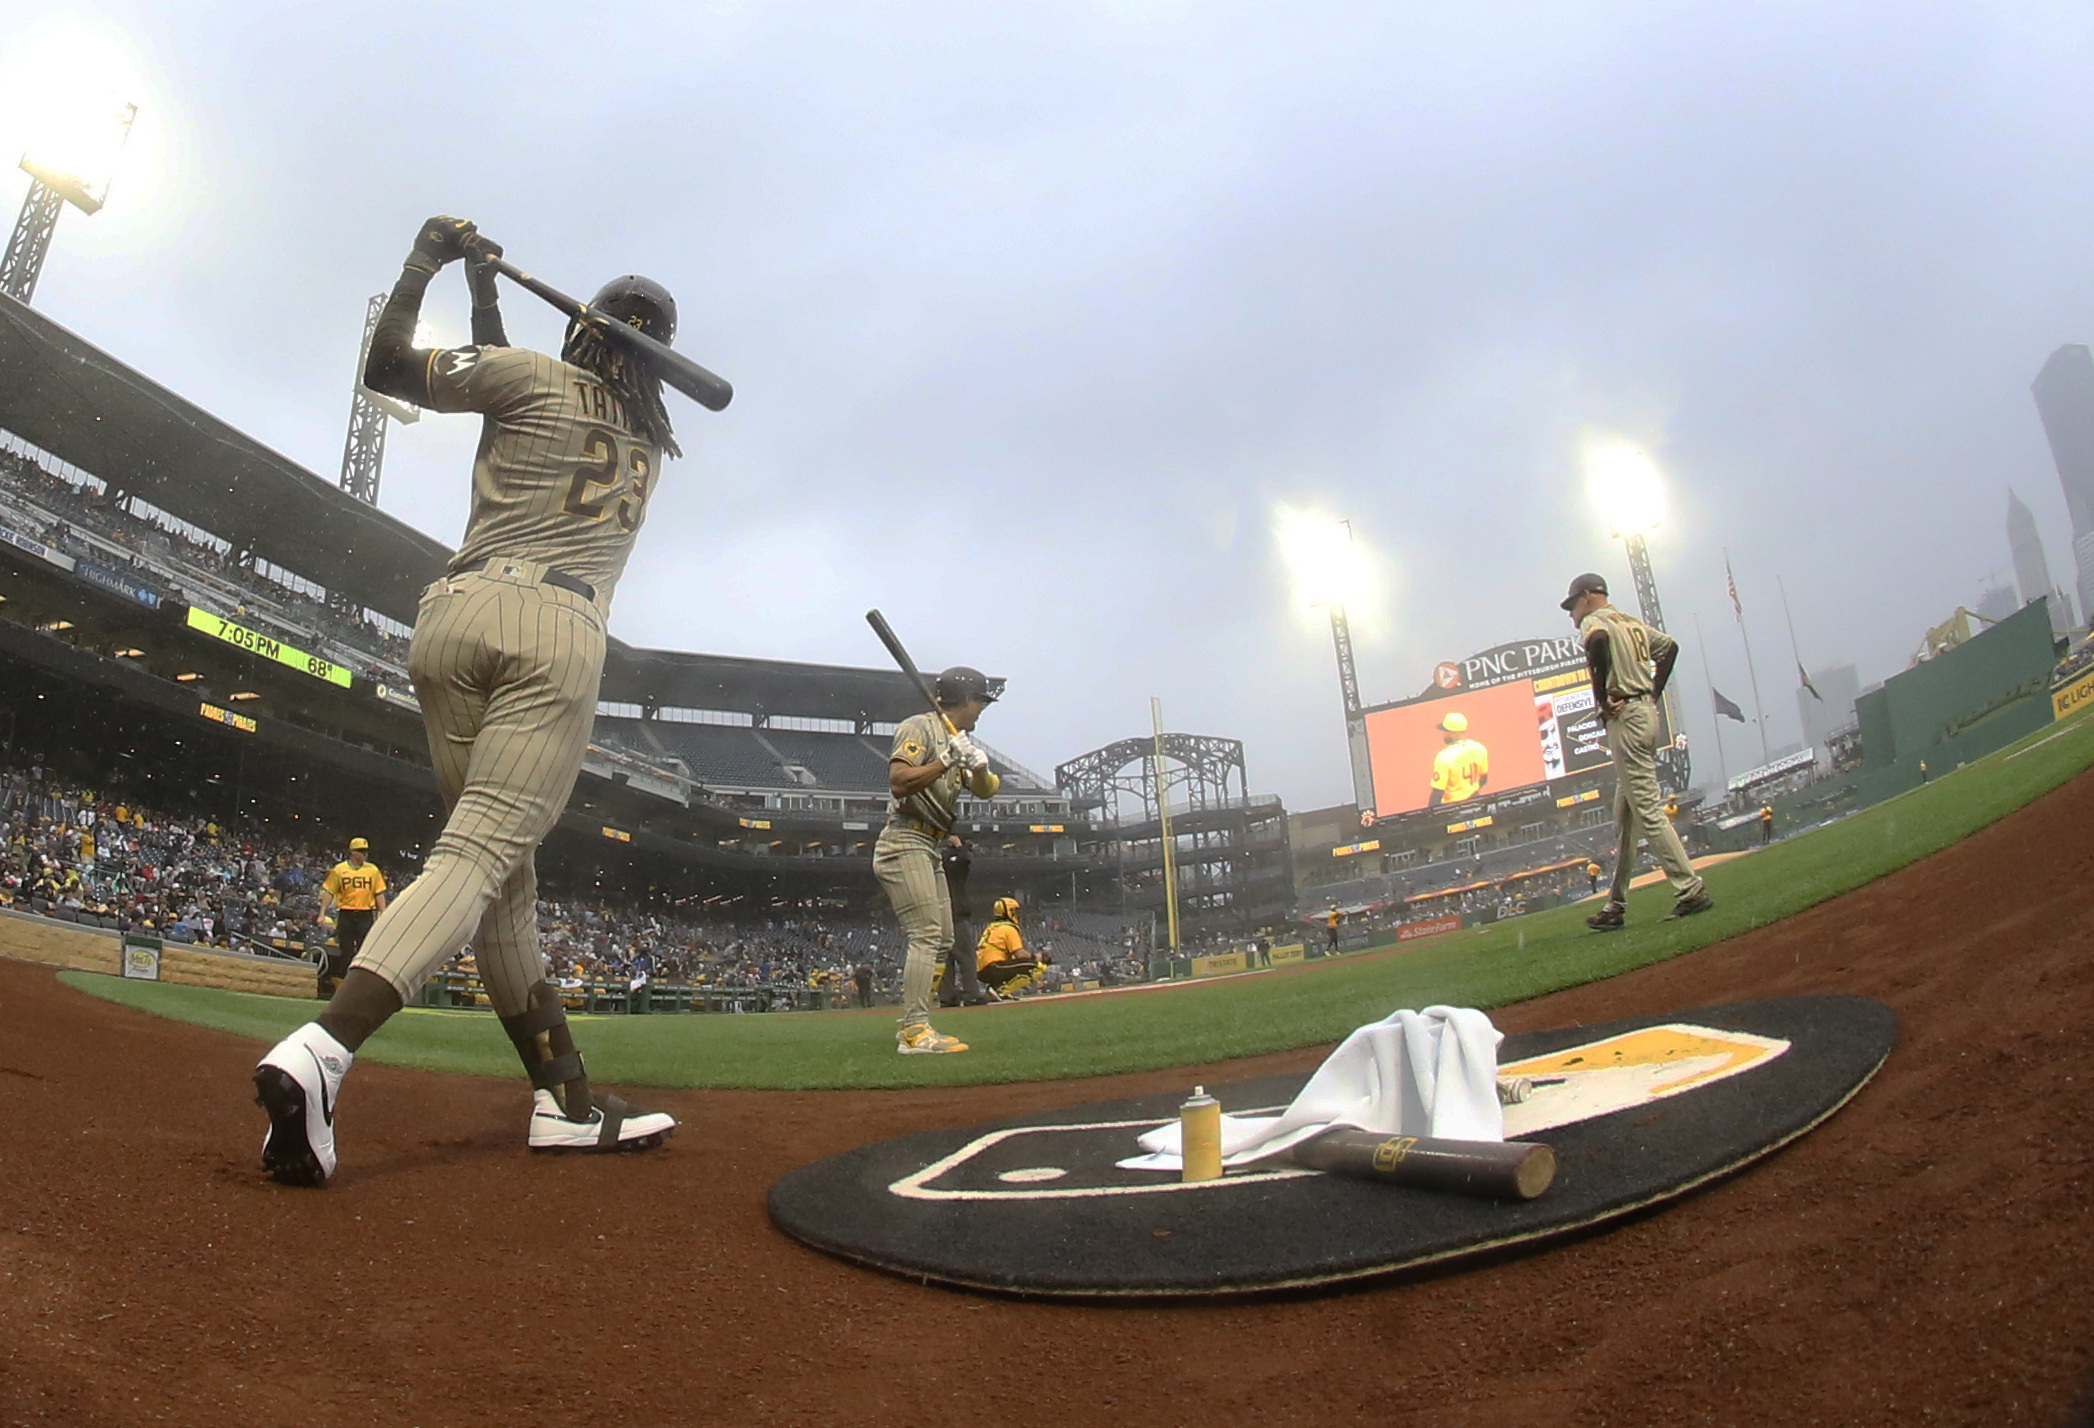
[1180,1086,1222,1183]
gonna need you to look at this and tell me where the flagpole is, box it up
[1778,574,1807,687]
[1727,550,1772,763]
[1694,612,1729,791]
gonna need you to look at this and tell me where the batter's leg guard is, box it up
[500,981,595,1119]
[500,982,675,1153]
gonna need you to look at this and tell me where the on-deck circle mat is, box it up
[767,995,1897,1297]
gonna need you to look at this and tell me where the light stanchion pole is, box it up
[1151,696,1180,959]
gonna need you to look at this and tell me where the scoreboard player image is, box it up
[1426,712,1489,807]
[1360,637,1619,820]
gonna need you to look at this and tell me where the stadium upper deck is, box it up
[0,292,1085,887]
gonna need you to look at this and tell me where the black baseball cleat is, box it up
[1664,893,1716,920]
[1585,904,1627,932]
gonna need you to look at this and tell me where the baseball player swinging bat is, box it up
[1284,1128,1557,1201]
[464,240,734,412]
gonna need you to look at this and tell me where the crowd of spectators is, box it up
[0,446,413,672]
[0,752,1137,1001]
[0,763,328,947]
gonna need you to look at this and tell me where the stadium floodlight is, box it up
[1583,438,1665,537]
[1277,508,1367,611]
[229,691,259,701]
[19,97,136,217]
[176,671,202,682]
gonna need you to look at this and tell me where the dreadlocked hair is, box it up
[563,322,681,459]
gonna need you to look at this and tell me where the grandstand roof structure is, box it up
[0,291,450,624]
[0,293,951,725]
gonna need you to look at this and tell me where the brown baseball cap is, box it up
[1560,572,1608,611]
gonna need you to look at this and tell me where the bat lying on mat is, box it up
[1282,1129,1557,1201]
[465,243,734,412]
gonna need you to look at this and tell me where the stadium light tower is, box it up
[1585,441,1691,794]
[338,296,424,505]
[1279,511,1377,817]
[1,101,137,304]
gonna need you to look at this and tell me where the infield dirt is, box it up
[3,772,2092,1426]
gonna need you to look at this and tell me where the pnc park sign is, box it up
[1411,635,1586,706]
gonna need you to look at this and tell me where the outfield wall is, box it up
[0,907,317,998]
[1856,600,2058,804]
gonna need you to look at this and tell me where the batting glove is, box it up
[406,215,479,274]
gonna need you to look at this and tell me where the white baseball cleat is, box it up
[253,1022,353,1188]
[527,1089,675,1152]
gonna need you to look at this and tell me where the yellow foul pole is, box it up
[1151,696,1180,956]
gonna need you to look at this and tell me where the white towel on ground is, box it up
[1115,1005,1504,1172]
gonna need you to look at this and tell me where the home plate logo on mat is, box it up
[1501,1024,1788,1138]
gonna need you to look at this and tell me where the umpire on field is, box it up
[1562,573,1713,931]
[877,667,1004,1055]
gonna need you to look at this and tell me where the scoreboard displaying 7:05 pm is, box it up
[184,607,353,688]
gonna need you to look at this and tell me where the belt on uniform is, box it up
[896,816,950,839]
[452,559,596,602]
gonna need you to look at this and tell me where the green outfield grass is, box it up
[58,710,2094,1090]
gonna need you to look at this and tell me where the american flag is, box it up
[1726,555,1743,622]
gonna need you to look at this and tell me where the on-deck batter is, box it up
[876,667,1005,1054]
[250,216,691,1186]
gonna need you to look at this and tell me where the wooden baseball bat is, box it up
[472,250,734,412]
[1285,1128,1556,1201]
[865,609,953,730]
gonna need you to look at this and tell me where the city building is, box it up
[1975,583,2018,624]
[2007,488,2072,633]
[1796,662,1861,763]
[2031,344,2094,622]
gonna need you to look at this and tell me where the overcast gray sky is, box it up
[7,2,2094,810]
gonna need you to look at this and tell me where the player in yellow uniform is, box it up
[250,216,681,1186]
[1561,572,1712,930]
[974,898,1048,999]
[1427,711,1489,806]
[316,838,387,999]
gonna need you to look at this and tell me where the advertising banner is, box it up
[75,560,162,608]
[121,935,162,981]
[1189,950,1248,979]
[2053,666,2094,721]
[0,524,75,571]
[1396,914,1463,943]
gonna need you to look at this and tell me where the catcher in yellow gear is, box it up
[1427,710,1489,807]
[975,897,1048,998]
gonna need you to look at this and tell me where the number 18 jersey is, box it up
[1577,604,1677,701]
[423,346,663,603]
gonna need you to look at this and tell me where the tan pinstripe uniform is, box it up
[874,712,963,1028]
[351,346,662,1014]
[1579,605,1703,906]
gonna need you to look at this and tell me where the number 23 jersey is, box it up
[423,345,664,604]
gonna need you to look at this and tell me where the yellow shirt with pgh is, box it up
[323,861,387,912]
[1431,738,1490,802]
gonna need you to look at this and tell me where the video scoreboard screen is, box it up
[1359,635,1632,822]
